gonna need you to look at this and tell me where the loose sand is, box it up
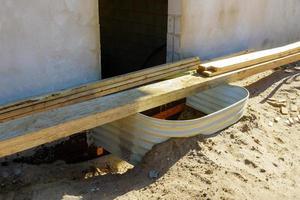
[0,67,299,200]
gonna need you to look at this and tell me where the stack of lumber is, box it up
[1,48,300,157]
[0,57,201,123]
[198,41,300,76]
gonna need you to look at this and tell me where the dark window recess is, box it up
[99,0,168,78]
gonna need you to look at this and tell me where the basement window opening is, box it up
[99,0,168,78]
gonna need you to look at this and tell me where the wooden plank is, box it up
[198,49,255,72]
[0,57,200,114]
[0,52,299,157]
[201,52,300,77]
[0,58,200,122]
[200,41,300,73]
[0,62,199,122]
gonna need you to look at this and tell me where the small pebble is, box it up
[291,105,298,112]
[13,168,22,176]
[289,95,297,100]
[267,101,285,107]
[281,107,289,115]
[268,122,273,127]
[90,188,100,192]
[260,169,266,173]
[284,69,294,73]
[274,117,281,123]
[267,98,286,103]
[149,170,159,179]
[277,99,287,103]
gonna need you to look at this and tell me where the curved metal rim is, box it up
[91,84,250,165]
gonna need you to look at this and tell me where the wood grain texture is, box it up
[198,49,254,72]
[201,53,300,77]
[200,41,300,73]
[1,52,299,157]
[0,58,200,122]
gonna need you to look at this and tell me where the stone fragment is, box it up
[274,117,281,123]
[281,107,289,115]
[148,170,159,179]
[291,105,298,112]
[267,101,285,107]
[268,98,286,103]
[284,69,294,73]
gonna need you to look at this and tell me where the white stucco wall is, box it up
[168,0,300,61]
[0,0,100,105]
[1,0,300,105]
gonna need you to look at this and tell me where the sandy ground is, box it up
[0,67,299,200]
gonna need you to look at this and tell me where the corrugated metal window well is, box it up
[91,84,249,165]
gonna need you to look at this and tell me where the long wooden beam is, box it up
[0,53,300,157]
[0,57,199,113]
[199,41,300,73]
[0,58,200,122]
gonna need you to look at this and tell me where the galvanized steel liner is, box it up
[91,84,249,164]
